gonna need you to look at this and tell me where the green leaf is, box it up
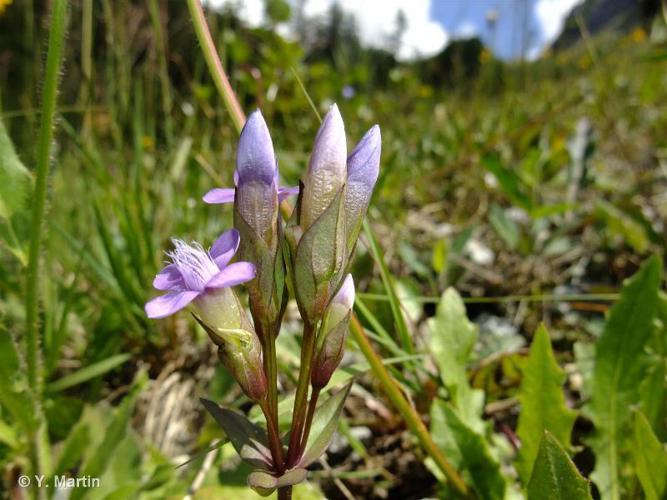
[632,411,667,500]
[0,419,19,449]
[70,373,146,500]
[527,431,592,500]
[428,288,484,429]
[0,328,38,431]
[200,399,273,470]
[47,354,130,392]
[516,325,577,483]
[430,399,507,499]
[54,419,90,475]
[299,382,352,467]
[481,154,532,210]
[0,119,32,220]
[363,220,415,356]
[595,200,649,253]
[588,256,662,500]
[489,204,520,250]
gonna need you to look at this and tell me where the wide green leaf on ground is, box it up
[587,256,662,500]
[428,288,484,429]
[527,431,592,500]
[631,411,667,500]
[430,398,507,500]
[516,324,577,484]
[0,119,32,220]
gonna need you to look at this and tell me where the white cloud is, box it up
[205,0,449,61]
[534,0,583,46]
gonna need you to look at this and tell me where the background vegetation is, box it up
[0,0,665,498]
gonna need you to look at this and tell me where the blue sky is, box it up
[208,0,583,60]
[431,0,582,59]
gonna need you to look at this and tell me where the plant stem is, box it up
[286,321,317,467]
[25,0,67,399]
[348,315,472,498]
[24,0,69,492]
[259,399,285,475]
[278,486,292,500]
[300,386,321,451]
[186,0,245,134]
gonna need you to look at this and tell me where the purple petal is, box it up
[237,110,276,186]
[278,185,300,201]
[145,290,200,319]
[153,264,184,291]
[210,229,240,268]
[302,104,347,228]
[347,125,381,188]
[333,274,355,309]
[205,261,256,289]
[203,188,236,204]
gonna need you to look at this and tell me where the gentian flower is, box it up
[300,103,347,230]
[145,228,255,319]
[202,110,299,217]
[145,229,267,401]
[291,104,380,322]
[344,124,381,251]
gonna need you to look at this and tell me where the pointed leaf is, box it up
[0,328,38,431]
[588,256,662,499]
[47,354,130,392]
[247,470,277,497]
[201,399,272,470]
[430,399,507,500]
[299,382,352,467]
[527,431,592,500]
[428,288,484,429]
[632,411,667,500]
[277,468,308,487]
[0,119,32,220]
[516,325,577,483]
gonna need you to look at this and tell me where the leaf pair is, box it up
[201,382,351,494]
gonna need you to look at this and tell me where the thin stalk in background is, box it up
[348,315,471,498]
[186,3,471,496]
[25,0,68,400]
[186,0,246,133]
[23,0,69,491]
[148,0,174,145]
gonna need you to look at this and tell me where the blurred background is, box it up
[0,0,665,498]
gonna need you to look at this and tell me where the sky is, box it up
[206,0,584,61]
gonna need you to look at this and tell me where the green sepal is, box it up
[293,188,346,321]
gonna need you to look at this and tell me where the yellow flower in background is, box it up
[629,27,646,43]
[0,0,13,16]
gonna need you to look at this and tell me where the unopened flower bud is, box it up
[194,288,267,401]
[301,104,347,230]
[235,110,279,245]
[345,125,380,251]
[311,275,355,389]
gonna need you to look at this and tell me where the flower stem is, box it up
[259,399,285,474]
[348,315,472,498]
[286,321,317,467]
[24,0,68,491]
[186,0,245,134]
[299,386,321,452]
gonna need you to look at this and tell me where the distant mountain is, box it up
[551,0,661,50]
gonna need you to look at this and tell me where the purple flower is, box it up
[145,229,255,319]
[344,124,381,247]
[202,110,298,214]
[301,104,347,230]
